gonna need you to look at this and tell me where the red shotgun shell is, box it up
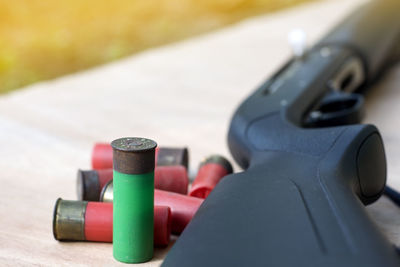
[92,143,189,170]
[156,147,189,169]
[77,165,188,200]
[91,143,113,170]
[155,165,188,194]
[155,189,203,234]
[77,169,113,201]
[100,181,203,234]
[53,199,171,246]
[189,155,233,199]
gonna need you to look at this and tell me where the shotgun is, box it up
[164,0,400,266]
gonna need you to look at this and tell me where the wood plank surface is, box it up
[1,0,399,265]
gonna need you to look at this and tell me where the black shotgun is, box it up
[163,0,400,266]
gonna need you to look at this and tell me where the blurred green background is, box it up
[0,0,312,94]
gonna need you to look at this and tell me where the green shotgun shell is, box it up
[112,137,157,263]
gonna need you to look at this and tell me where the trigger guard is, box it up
[306,93,364,127]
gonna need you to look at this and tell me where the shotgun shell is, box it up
[112,137,156,263]
[92,143,189,170]
[189,155,233,199]
[77,169,113,201]
[77,165,188,200]
[101,181,203,234]
[91,143,113,170]
[52,199,171,246]
[154,165,188,194]
[156,147,189,169]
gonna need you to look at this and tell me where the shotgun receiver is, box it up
[163,0,400,266]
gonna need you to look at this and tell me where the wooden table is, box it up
[1,0,399,265]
